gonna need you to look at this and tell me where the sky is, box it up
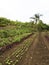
[0,0,49,24]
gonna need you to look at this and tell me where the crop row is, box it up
[3,34,36,65]
[0,33,32,47]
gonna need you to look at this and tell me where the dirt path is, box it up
[0,32,49,65]
[17,33,38,65]
[17,32,49,65]
[42,32,49,50]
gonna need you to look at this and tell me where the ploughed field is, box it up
[0,32,49,65]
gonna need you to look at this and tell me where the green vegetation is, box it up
[0,14,49,65]
[0,18,33,46]
[30,13,49,31]
[0,17,49,46]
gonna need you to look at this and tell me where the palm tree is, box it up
[30,13,42,24]
[30,13,42,31]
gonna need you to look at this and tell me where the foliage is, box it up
[0,17,49,46]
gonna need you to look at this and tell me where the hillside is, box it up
[0,17,49,65]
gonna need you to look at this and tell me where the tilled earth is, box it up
[0,32,49,65]
[17,32,49,65]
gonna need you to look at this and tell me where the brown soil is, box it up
[0,32,49,65]
[17,32,49,65]
[0,33,36,65]
[0,33,33,54]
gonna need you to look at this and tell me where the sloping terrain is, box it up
[0,32,49,65]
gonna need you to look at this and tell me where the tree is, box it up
[30,13,42,31]
[30,13,42,24]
